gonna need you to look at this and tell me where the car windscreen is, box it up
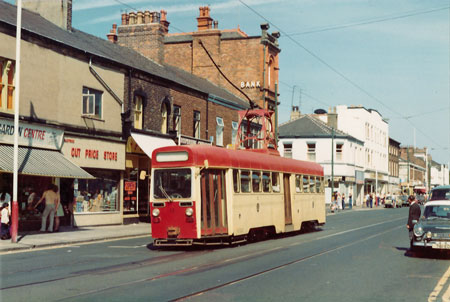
[429,189,450,201]
[153,168,191,199]
[424,205,450,219]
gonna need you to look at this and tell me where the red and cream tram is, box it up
[150,144,325,246]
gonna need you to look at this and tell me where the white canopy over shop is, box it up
[0,144,94,179]
[130,132,175,159]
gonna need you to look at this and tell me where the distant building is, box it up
[278,114,365,205]
[430,161,449,187]
[388,138,401,194]
[399,147,426,194]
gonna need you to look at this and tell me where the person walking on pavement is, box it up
[342,193,345,210]
[348,193,353,209]
[369,193,373,208]
[407,195,421,245]
[34,184,60,232]
[337,193,342,211]
[1,202,11,239]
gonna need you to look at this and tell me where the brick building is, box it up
[109,6,281,111]
[399,147,426,194]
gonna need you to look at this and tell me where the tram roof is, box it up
[152,145,323,176]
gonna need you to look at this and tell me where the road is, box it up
[1,208,449,302]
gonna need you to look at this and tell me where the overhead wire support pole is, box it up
[11,0,22,243]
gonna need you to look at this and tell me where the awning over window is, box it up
[131,132,175,158]
[0,145,94,179]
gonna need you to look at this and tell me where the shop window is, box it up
[82,87,102,119]
[0,58,14,112]
[73,169,120,213]
[216,117,224,146]
[283,142,292,158]
[233,169,240,193]
[231,121,238,146]
[240,170,250,193]
[252,171,261,192]
[307,143,316,161]
[173,105,181,136]
[193,111,201,138]
[262,172,271,192]
[272,172,280,192]
[134,95,143,130]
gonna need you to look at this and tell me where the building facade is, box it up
[399,147,426,195]
[388,138,401,194]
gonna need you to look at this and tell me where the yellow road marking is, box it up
[429,264,450,302]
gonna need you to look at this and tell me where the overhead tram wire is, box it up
[280,81,331,108]
[238,0,448,150]
[288,5,450,36]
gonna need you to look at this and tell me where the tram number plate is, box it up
[432,242,450,249]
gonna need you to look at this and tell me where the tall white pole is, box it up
[11,0,22,243]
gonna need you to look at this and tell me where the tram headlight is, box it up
[152,208,160,217]
[185,208,194,217]
[413,224,424,237]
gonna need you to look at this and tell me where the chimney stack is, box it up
[23,0,72,31]
[290,106,301,121]
[197,6,213,31]
[107,23,118,43]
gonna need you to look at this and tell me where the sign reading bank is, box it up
[0,119,64,150]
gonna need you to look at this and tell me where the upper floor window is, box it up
[216,117,224,146]
[173,105,181,136]
[193,111,201,138]
[161,103,168,134]
[134,95,143,130]
[231,121,239,146]
[0,58,15,112]
[336,143,343,161]
[82,87,102,119]
[283,142,292,158]
[307,143,316,161]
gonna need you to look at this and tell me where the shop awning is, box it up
[0,145,94,179]
[131,132,175,158]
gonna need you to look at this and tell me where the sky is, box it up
[12,0,450,164]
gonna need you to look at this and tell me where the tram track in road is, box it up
[48,217,405,301]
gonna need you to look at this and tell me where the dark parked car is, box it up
[410,186,450,253]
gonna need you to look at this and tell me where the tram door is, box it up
[283,174,293,225]
[201,169,228,236]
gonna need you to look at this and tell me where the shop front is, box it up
[124,132,175,224]
[60,135,125,226]
[0,119,93,231]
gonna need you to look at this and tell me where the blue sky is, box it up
[13,0,450,164]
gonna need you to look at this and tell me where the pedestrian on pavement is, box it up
[406,195,421,244]
[34,184,60,232]
[1,202,11,240]
[337,193,342,211]
[348,193,353,209]
[342,193,345,210]
[54,199,65,232]
[369,193,373,208]
[365,193,369,208]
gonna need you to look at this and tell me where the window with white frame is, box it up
[231,121,239,145]
[82,87,102,118]
[336,143,343,161]
[307,142,316,161]
[173,105,181,136]
[0,58,15,112]
[283,142,292,158]
[216,117,224,146]
[134,95,143,130]
[193,111,201,138]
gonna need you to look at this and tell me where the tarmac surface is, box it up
[0,204,387,253]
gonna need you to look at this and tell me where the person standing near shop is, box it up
[348,193,353,209]
[34,184,60,232]
[342,193,346,210]
[1,202,11,239]
[407,195,421,243]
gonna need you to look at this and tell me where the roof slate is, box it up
[0,1,249,109]
[279,115,363,144]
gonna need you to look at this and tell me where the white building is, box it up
[316,105,389,196]
[278,114,365,206]
[430,161,449,188]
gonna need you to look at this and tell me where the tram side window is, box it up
[309,176,315,193]
[272,172,280,192]
[252,171,261,192]
[262,172,271,192]
[233,169,240,193]
[241,170,251,193]
[303,175,309,193]
[295,175,301,193]
[316,177,322,193]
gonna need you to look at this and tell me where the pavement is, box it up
[0,223,151,253]
[0,204,388,253]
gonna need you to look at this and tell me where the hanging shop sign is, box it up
[61,136,125,170]
[0,119,64,150]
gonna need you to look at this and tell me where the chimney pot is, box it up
[137,11,144,24]
[121,13,128,25]
[144,11,151,23]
